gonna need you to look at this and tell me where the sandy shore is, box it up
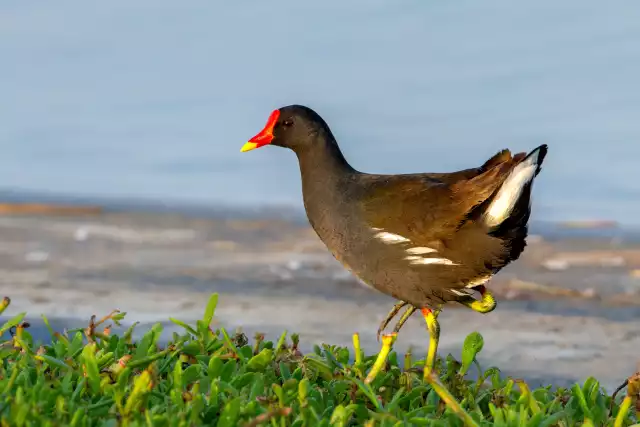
[0,211,639,390]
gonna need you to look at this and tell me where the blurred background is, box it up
[1,0,639,389]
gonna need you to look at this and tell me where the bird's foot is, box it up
[376,301,408,341]
[365,332,397,384]
[459,285,496,314]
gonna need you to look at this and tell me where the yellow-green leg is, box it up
[458,285,496,313]
[366,305,417,384]
[392,306,417,333]
[365,333,397,384]
[376,301,408,341]
[420,308,441,379]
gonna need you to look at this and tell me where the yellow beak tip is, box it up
[240,142,258,153]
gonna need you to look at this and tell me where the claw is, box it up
[376,301,407,341]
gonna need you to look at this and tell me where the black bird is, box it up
[241,105,548,377]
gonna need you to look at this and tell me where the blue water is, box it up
[1,1,640,224]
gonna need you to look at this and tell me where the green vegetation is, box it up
[0,293,637,426]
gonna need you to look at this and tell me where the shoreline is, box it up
[1,189,640,237]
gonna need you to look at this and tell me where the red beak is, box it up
[241,109,280,152]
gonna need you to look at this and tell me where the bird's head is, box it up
[241,105,332,154]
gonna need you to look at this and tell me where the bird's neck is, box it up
[294,131,356,183]
[294,132,357,231]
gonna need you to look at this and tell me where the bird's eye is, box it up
[283,119,293,127]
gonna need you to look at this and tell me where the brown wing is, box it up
[357,149,527,245]
[423,149,523,184]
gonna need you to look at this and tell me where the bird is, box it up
[240,105,548,379]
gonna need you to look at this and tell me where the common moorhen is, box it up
[241,105,548,379]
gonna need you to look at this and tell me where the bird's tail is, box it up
[482,144,548,228]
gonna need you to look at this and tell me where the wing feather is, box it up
[358,149,527,246]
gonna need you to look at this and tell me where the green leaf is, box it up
[216,397,241,427]
[323,346,343,370]
[128,348,172,370]
[202,293,219,326]
[330,405,349,426]
[148,323,164,350]
[298,378,310,405]
[219,359,236,382]
[249,374,265,401]
[571,383,594,419]
[40,314,56,338]
[69,332,84,357]
[352,379,382,411]
[190,393,205,425]
[246,348,273,372]
[208,356,224,380]
[272,383,285,406]
[538,411,569,427]
[35,354,71,371]
[169,317,198,336]
[238,345,253,361]
[173,358,183,391]
[71,377,86,402]
[97,351,115,369]
[385,387,405,412]
[303,356,333,381]
[158,346,182,374]
[0,312,26,337]
[82,343,101,394]
[197,319,211,344]
[183,364,203,385]
[124,370,152,416]
[279,361,292,380]
[70,408,84,427]
[123,322,139,343]
[275,330,288,353]
[182,341,203,356]
[460,332,484,376]
[111,311,127,324]
[134,323,163,359]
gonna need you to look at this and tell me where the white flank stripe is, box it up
[465,275,492,288]
[375,231,410,243]
[484,150,540,227]
[405,256,458,265]
[406,247,437,255]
